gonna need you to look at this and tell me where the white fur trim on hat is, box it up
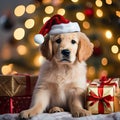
[49,22,80,35]
[34,34,44,44]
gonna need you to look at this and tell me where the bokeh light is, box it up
[25,19,35,29]
[45,6,54,14]
[95,0,103,7]
[57,8,65,15]
[71,0,79,2]
[83,21,90,29]
[106,0,112,5]
[14,28,25,40]
[26,4,36,14]
[116,11,120,17]
[111,45,119,54]
[105,30,112,39]
[76,12,85,21]
[17,45,27,55]
[14,5,25,17]
[101,57,108,66]
[34,55,45,67]
[88,66,95,76]
[96,9,103,17]
[1,64,13,75]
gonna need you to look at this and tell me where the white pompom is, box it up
[34,34,44,44]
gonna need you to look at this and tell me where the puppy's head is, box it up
[41,32,93,64]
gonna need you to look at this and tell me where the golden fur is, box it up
[20,32,93,118]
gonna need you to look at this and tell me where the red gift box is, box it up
[0,74,38,114]
[0,96,31,114]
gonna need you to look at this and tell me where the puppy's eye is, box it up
[56,38,61,44]
[71,40,76,44]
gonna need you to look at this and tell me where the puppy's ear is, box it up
[77,32,94,62]
[41,35,53,61]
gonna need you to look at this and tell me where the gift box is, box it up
[87,76,119,114]
[0,96,31,114]
[0,74,38,96]
[0,74,38,114]
[87,85,114,114]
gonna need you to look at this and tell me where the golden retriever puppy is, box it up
[20,32,93,118]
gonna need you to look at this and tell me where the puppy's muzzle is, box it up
[61,49,70,57]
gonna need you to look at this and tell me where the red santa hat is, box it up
[34,14,80,44]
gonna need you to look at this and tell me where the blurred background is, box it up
[0,0,120,80]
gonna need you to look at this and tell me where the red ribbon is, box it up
[100,76,117,87]
[91,76,117,88]
[9,97,13,113]
[88,86,114,114]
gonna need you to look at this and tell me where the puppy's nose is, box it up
[61,49,70,57]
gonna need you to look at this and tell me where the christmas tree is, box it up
[0,0,120,80]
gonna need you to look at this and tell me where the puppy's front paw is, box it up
[71,108,91,117]
[49,107,64,113]
[19,109,39,119]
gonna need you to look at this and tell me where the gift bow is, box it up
[100,76,115,86]
[91,76,117,87]
[88,86,114,114]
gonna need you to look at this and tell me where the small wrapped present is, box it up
[87,85,114,114]
[0,74,38,96]
[0,74,38,114]
[0,96,31,114]
[87,76,119,114]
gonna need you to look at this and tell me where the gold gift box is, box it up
[87,78,120,114]
[0,74,38,97]
[87,85,114,114]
